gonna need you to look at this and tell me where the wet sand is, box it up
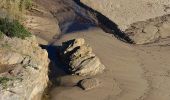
[48,28,170,100]
[26,0,170,100]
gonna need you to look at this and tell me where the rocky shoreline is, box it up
[1,0,170,100]
[0,36,49,100]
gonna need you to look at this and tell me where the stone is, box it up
[125,16,170,44]
[55,75,85,87]
[80,78,100,90]
[133,25,159,44]
[0,36,49,100]
[70,44,93,59]
[75,57,105,76]
[0,52,23,65]
[69,53,95,71]
[60,38,105,76]
[63,38,85,55]
[125,14,170,44]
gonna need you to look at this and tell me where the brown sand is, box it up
[49,28,170,100]
[25,0,170,100]
[81,0,170,30]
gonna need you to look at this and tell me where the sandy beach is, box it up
[45,28,170,100]
[25,0,170,100]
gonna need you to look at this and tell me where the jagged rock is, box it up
[69,53,95,71]
[62,38,85,55]
[79,78,100,90]
[0,36,49,100]
[60,38,105,76]
[70,44,93,59]
[74,56,105,76]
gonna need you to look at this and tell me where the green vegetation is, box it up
[0,77,11,89]
[0,0,32,39]
[0,77,23,89]
[0,18,31,39]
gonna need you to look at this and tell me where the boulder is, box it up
[0,36,49,100]
[125,14,170,44]
[79,78,100,90]
[55,75,85,87]
[0,52,23,65]
[60,38,105,76]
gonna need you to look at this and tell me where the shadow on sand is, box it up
[60,19,96,34]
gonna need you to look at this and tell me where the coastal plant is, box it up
[0,77,11,89]
[0,77,23,89]
[0,18,31,39]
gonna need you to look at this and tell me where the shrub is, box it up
[0,77,11,89]
[0,18,31,39]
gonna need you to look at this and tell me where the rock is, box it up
[0,36,49,100]
[80,0,170,30]
[132,25,159,44]
[125,14,170,44]
[74,57,105,76]
[60,38,105,76]
[55,75,85,87]
[0,52,23,65]
[62,38,85,55]
[79,78,100,90]
[70,44,93,59]
[69,53,95,71]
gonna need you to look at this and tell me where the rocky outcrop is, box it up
[79,78,100,90]
[79,0,170,30]
[0,36,49,100]
[60,38,105,76]
[125,14,170,44]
